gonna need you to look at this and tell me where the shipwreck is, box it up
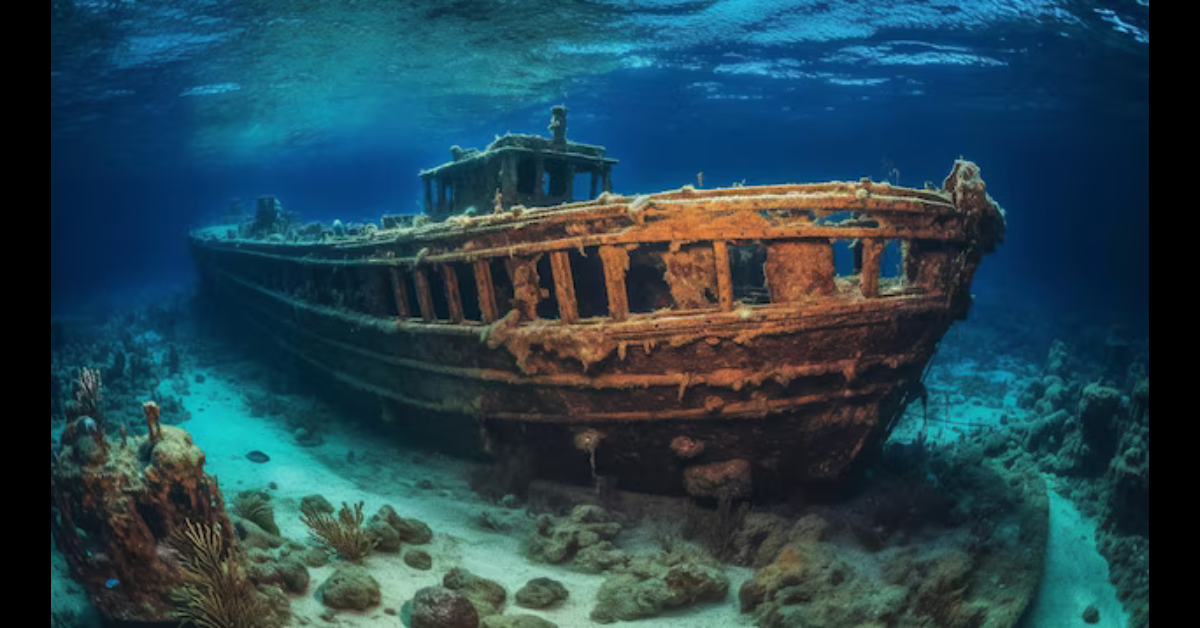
[191,107,1006,498]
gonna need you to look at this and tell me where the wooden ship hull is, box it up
[191,110,1006,498]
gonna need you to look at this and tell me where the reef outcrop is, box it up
[50,421,231,623]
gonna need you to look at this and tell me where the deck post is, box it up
[414,267,437,322]
[601,165,612,193]
[389,267,412,319]
[442,264,465,323]
[473,259,500,323]
[590,171,599,199]
[713,240,735,312]
[599,245,630,322]
[861,238,883,299]
[550,250,579,324]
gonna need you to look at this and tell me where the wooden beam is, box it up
[473,259,500,323]
[442,264,465,323]
[860,238,883,299]
[414,267,437,322]
[550,250,579,324]
[599,245,630,322]
[389,267,412,319]
[713,240,735,312]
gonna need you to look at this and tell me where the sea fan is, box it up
[301,501,375,563]
[168,519,272,628]
[232,492,279,536]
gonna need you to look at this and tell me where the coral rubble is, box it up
[737,443,1048,628]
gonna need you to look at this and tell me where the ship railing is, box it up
[197,181,966,328]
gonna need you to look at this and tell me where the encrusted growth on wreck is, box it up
[191,109,1006,496]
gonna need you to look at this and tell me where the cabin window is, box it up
[450,262,482,322]
[626,244,674,313]
[572,247,609,318]
[517,157,539,197]
[534,254,560,320]
[546,161,570,200]
[881,240,905,279]
[400,270,421,319]
[727,243,769,305]
[490,258,516,319]
[429,268,452,321]
[833,240,857,277]
[574,171,594,202]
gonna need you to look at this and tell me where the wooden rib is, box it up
[713,240,735,312]
[413,268,437,322]
[473,259,500,323]
[389,267,412,319]
[861,238,883,299]
[442,264,465,323]
[600,245,630,322]
[550,250,579,324]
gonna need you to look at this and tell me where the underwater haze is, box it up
[52,2,1149,628]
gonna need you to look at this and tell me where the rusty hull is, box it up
[191,161,1005,497]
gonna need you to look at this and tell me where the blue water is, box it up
[51,2,1148,626]
[51,0,1148,328]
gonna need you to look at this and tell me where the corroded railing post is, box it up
[389,267,412,319]
[473,259,500,323]
[413,267,437,322]
[713,240,735,312]
[442,264,465,323]
[550,250,579,324]
[600,245,630,322]
[860,238,883,299]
